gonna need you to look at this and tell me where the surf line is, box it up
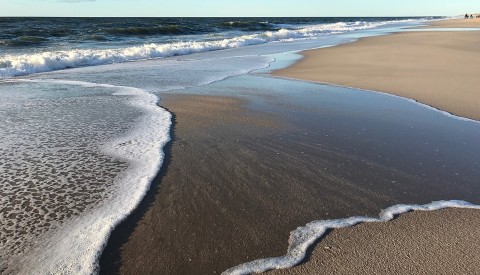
[14,78,172,275]
[223,200,480,275]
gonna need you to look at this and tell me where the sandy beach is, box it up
[3,12,480,275]
[273,19,480,120]
[98,18,480,275]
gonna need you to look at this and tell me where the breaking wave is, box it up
[0,19,419,78]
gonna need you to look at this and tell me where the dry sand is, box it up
[273,19,480,120]
[268,208,480,275]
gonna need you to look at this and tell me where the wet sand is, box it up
[99,19,480,275]
[100,84,480,274]
[100,94,406,274]
[273,19,480,120]
[263,18,480,274]
[268,208,480,275]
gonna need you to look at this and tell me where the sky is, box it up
[0,0,478,17]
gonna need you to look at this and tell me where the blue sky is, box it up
[1,0,478,17]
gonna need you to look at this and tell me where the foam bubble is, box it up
[223,200,480,275]
[0,81,142,273]
[11,79,171,275]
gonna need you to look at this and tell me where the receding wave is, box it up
[9,79,172,274]
[223,200,480,275]
[0,20,416,77]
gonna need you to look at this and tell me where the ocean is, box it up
[0,17,434,77]
[0,17,442,274]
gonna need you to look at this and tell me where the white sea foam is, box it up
[0,19,421,78]
[223,200,480,275]
[13,79,171,275]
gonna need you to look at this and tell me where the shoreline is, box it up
[3,17,479,275]
[100,18,480,275]
[260,17,480,274]
[104,78,480,274]
[99,105,176,274]
[273,19,480,121]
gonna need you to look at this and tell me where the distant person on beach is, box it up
[465,14,469,19]
[470,14,474,19]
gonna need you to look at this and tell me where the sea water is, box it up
[0,17,446,273]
